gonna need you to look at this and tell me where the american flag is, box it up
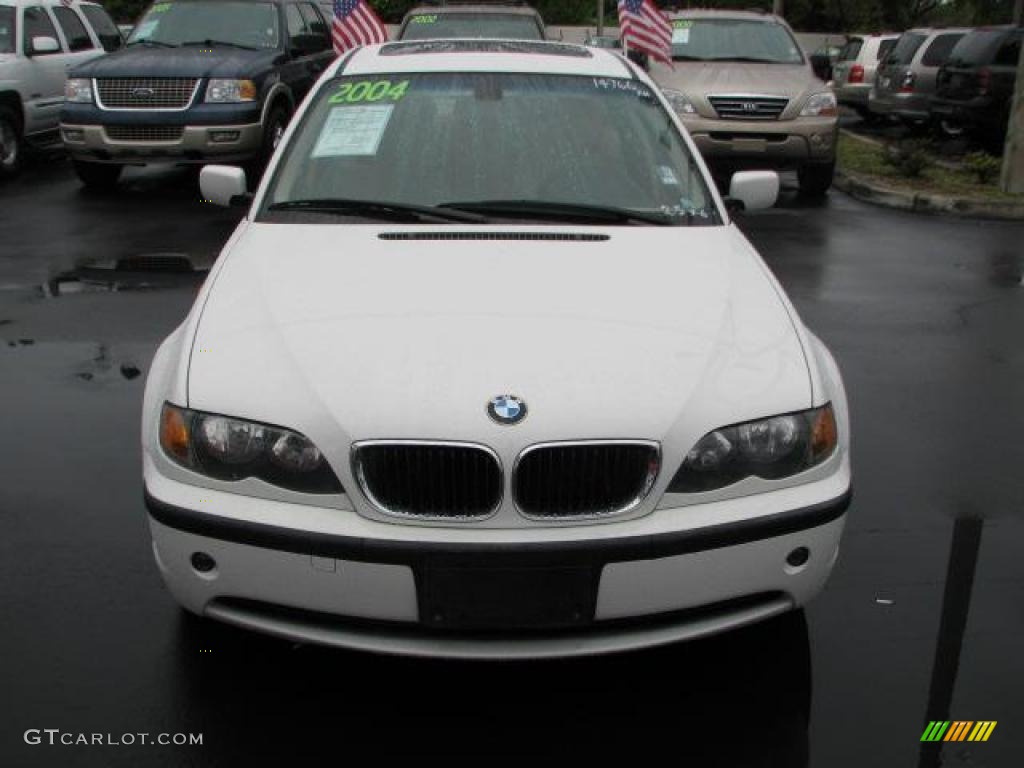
[330,0,388,55]
[617,0,672,68]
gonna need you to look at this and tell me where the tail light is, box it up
[849,64,865,84]
[977,68,992,96]
[899,71,916,93]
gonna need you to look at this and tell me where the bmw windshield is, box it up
[127,1,280,49]
[260,72,719,226]
[670,18,804,64]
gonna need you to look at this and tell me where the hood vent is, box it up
[379,232,609,242]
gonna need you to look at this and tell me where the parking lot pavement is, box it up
[1,158,1023,765]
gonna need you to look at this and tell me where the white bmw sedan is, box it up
[143,40,852,658]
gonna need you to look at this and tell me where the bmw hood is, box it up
[187,224,812,447]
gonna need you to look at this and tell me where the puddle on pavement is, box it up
[1,339,146,383]
[42,253,207,297]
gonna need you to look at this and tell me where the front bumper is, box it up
[681,115,837,170]
[60,122,263,164]
[145,477,851,658]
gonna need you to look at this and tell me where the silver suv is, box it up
[869,28,970,127]
[833,33,899,119]
[653,9,839,196]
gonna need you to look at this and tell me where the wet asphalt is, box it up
[1,156,1022,766]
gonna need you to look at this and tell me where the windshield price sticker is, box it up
[410,14,437,23]
[672,20,693,29]
[151,2,172,12]
[312,104,395,158]
[328,80,410,105]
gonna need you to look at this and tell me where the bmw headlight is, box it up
[661,88,698,115]
[159,403,342,493]
[667,404,838,493]
[800,91,838,117]
[65,78,93,103]
[205,79,257,103]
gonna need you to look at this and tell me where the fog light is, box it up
[63,129,85,143]
[786,547,810,567]
[190,551,217,573]
[208,130,240,144]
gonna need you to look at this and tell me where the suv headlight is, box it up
[205,79,257,103]
[667,404,838,493]
[800,91,838,117]
[65,78,93,103]
[159,403,343,493]
[662,88,698,115]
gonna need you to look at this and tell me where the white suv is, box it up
[0,0,121,176]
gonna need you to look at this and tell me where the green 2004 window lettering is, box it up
[328,80,410,105]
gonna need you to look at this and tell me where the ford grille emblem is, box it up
[487,395,527,425]
[132,87,156,98]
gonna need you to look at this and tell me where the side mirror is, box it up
[727,171,779,212]
[201,165,249,207]
[291,34,326,56]
[29,35,60,55]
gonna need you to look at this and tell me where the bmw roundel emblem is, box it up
[487,394,527,425]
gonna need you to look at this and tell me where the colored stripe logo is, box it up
[921,721,997,742]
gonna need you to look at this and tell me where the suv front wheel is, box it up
[798,161,835,198]
[245,103,290,186]
[73,159,123,190]
[0,106,24,179]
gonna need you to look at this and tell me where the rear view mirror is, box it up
[29,36,60,55]
[728,171,780,212]
[201,165,248,207]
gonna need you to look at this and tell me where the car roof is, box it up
[405,4,542,17]
[847,32,901,40]
[337,40,632,78]
[0,0,104,7]
[667,9,783,22]
[903,27,972,36]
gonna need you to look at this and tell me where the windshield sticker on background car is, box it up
[311,105,395,158]
[657,165,680,186]
[134,20,159,38]
[151,3,172,13]
[328,80,410,104]
[409,14,437,24]
[672,20,692,44]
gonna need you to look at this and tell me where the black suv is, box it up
[931,25,1022,147]
[60,0,335,188]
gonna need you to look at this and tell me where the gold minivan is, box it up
[652,8,839,197]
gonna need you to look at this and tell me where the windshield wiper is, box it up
[180,39,259,51]
[266,198,489,223]
[127,38,176,48]
[672,54,708,61]
[439,200,676,226]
